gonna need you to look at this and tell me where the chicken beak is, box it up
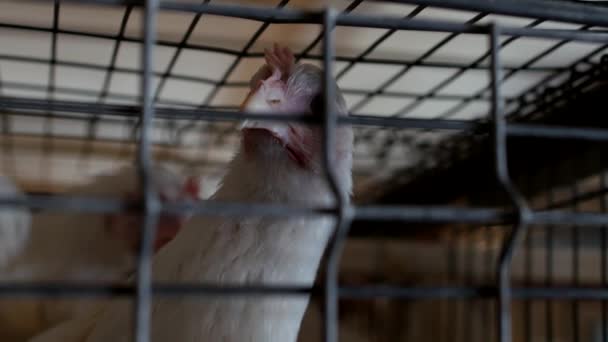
[239,88,311,168]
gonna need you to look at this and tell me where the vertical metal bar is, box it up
[602,165,608,342]
[485,224,495,342]
[486,192,500,342]
[545,177,554,342]
[465,224,474,342]
[42,0,60,183]
[0,66,15,177]
[47,0,59,101]
[321,7,353,342]
[134,0,160,341]
[572,180,580,342]
[446,228,458,342]
[490,22,531,342]
[524,175,532,342]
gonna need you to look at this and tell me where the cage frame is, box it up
[1,1,608,342]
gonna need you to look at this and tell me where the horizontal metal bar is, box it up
[331,56,560,72]
[0,61,503,103]
[1,75,487,109]
[6,97,608,138]
[354,204,509,223]
[2,282,608,300]
[0,22,246,57]
[30,1,608,41]
[335,12,490,33]
[508,123,608,141]
[0,96,139,116]
[24,0,140,6]
[161,1,320,23]
[0,283,134,298]
[2,194,608,226]
[0,282,314,298]
[343,285,608,300]
[0,195,131,214]
[378,0,608,28]
[355,206,608,226]
[512,287,608,300]
[0,194,337,217]
[1,110,127,125]
[0,283,490,299]
[148,0,456,39]
[0,24,563,73]
[160,1,608,41]
[0,53,220,85]
[501,26,608,44]
[343,115,478,130]
[340,285,495,299]
[0,283,492,299]
[337,89,487,101]
[0,81,214,109]
[0,96,481,130]
[530,210,608,226]
[0,130,222,151]
[164,2,608,43]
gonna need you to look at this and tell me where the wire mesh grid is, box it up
[4,0,608,192]
[1,0,608,341]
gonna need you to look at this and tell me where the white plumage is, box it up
[0,176,30,270]
[30,44,353,342]
[0,165,192,341]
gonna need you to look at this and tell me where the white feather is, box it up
[30,130,352,342]
[29,58,353,342]
[0,176,30,269]
[0,165,186,341]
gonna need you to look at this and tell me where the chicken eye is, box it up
[268,99,281,105]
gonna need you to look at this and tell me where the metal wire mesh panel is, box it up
[0,0,608,341]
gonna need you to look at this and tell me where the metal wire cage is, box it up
[1,0,608,342]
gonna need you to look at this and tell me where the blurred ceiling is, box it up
[0,0,606,197]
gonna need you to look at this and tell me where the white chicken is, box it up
[0,176,31,270]
[29,43,353,342]
[0,165,198,341]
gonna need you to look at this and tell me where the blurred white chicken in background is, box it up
[0,176,31,269]
[30,43,353,342]
[0,165,199,341]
